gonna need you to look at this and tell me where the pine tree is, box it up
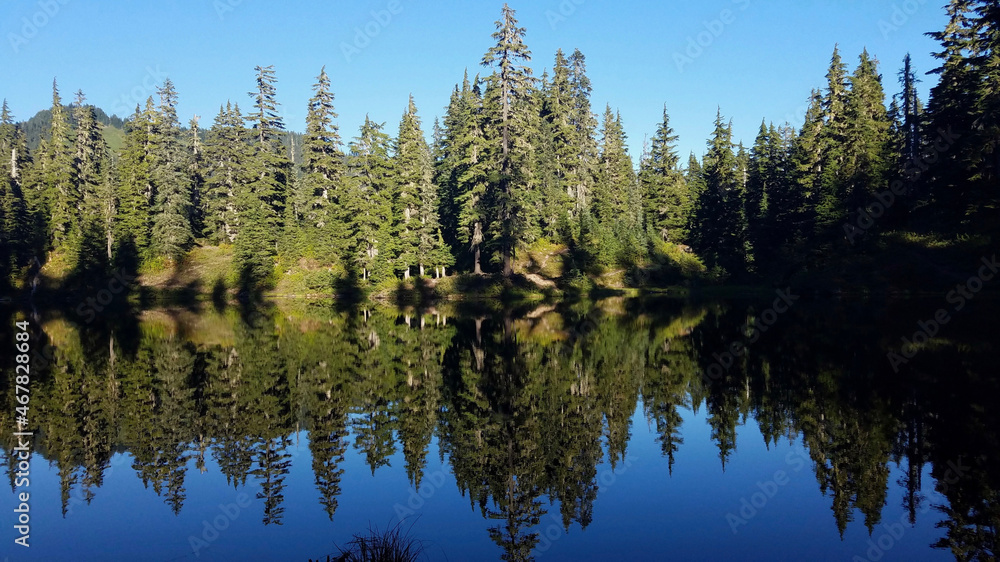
[746,122,772,257]
[842,50,891,222]
[591,107,642,266]
[393,96,447,277]
[897,54,923,167]
[441,74,491,274]
[970,0,1000,204]
[115,103,154,262]
[72,91,105,209]
[150,79,194,261]
[481,3,534,276]
[765,124,798,252]
[567,49,599,218]
[188,115,205,241]
[639,105,690,244]
[748,122,795,267]
[71,90,111,266]
[345,116,396,283]
[294,66,346,264]
[235,66,290,288]
[537,50,580,239]
[816,46,850,228]
[0,101,30,280]
[393,96,425,279]
[202,102,247,244]
[925,0,993,228]
[434,73,471,253]
[790,90,825,238]
[693,110,746,277]
[38,79,77,249]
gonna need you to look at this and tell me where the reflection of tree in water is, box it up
[1,297,998,557]
[351,308,399,474]
[252,436,292,525]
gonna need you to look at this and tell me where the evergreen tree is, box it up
[345,116,396,283]
[71,90,112,266]
[481,3,534,276]
[816,46,850,228]
[0,101,30,280]
[897,54,923,168]
[925,0,990,229]
[393,96,425,279]
[790,90,825,238]
[592,106,642,266]
[202,102,247,244]
[442,74,491,274]
[639,105,690,244]
[72,91,105,212]
[392,97,448,277]
[567,49,599,219]
[235,66,290,288]
[115,103,154,262]
[693,110,746,277]
[842,50,891,219]
[150,79,194,261]
[746,121,772,258]
[536,53,576,238]
[294,66,346,264]
[434,74,471,254]
[37,79,77,249]
[188,115,205,241]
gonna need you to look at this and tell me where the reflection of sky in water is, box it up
[9,403,948,561]
[4,296,994,561]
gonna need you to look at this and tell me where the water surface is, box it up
[1,295,997,561]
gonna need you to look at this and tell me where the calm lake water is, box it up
[1,294,997,561]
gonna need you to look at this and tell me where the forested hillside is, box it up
[1,2,997,298]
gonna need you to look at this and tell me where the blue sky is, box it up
[1,0,947,161]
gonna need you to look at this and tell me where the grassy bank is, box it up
[22,229,997,305]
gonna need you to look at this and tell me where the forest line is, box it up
[0,2,997,295]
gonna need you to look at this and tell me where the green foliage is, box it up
[640,105,691,245]
[4,6,997,294]
[346,116,396,284]
[149,79,194,261]
[692,110,747,277]
[480,3,535,276]
[289,66,347,265]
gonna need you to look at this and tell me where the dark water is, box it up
[1,294,997,561]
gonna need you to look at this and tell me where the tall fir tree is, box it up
[150,79,194,261]
[295,66,346,264]
[37,79,77,250]
[393,96,448,278]
[841,50,892,230]
[639,105,690,244]
[0,101,30,281]
[393,96,425,279]
[693,110,746,277]
[481,3,534,276]
[71,90,112,266]
[202,102,248,244]
[235,66,290,287]
[591,107,643,266]
[816,46,850,229]
[790,89,825,238]
[115,102,155,262]
[536,52,576,239]
[188,115,205,241]
[345,116,396,283]
[567,49,599,219]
